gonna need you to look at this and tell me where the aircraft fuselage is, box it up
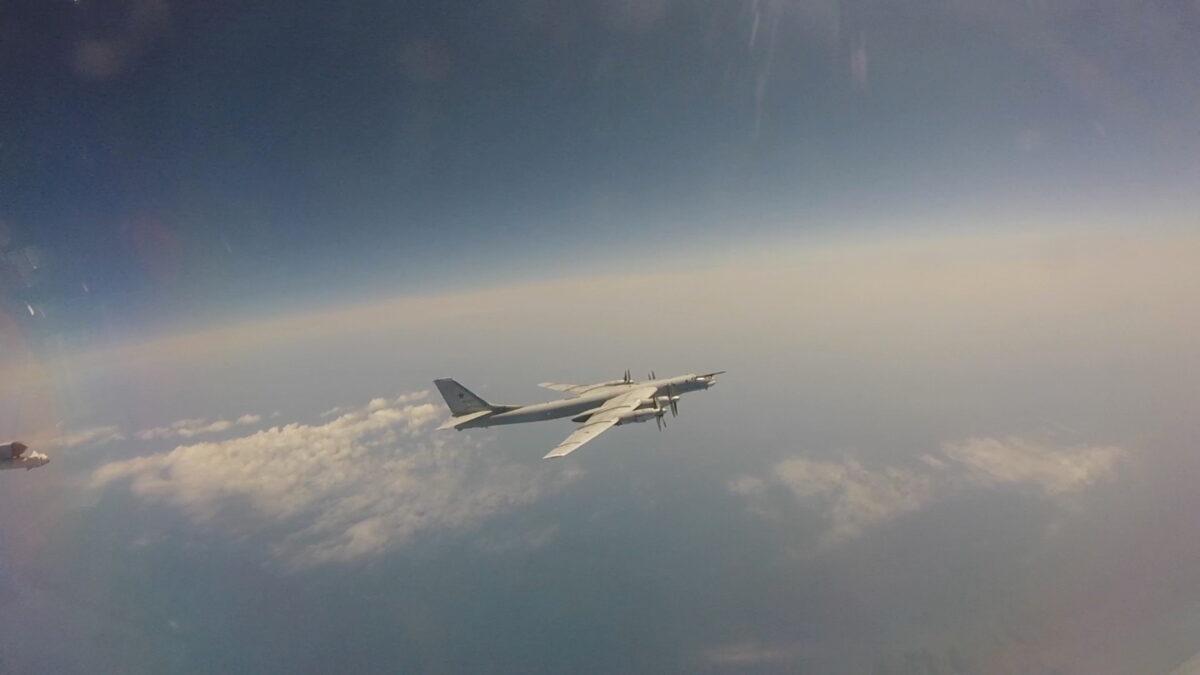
[459,375,713,429]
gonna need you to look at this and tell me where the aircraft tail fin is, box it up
[434,378,495,416]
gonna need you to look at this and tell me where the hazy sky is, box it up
[4,229,1199,673]
[2,2,1200,674]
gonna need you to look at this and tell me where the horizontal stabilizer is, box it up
[437,409,493,431]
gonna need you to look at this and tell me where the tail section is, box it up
[434,378,493,416]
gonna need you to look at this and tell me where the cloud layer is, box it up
[94,392,575,567]
[734,437,1130,544]
[134,413,263,441]
[49,425,126,449]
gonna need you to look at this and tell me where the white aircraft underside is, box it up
[434,370,723,458]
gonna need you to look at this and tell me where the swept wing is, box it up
[537,380,626,398]
[543,386,657,459]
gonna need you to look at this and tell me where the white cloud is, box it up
[941,436,1127,495]
[135,412,265,441]
[773,458,935,543]
[50,425,125,449]
[727,475,767,496]
[734,437,1130,545]
[1170,649,1200,675]
[94,392,575,568]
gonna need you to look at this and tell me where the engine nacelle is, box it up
[1,441,28,460]
[614,408,666,426]
[0,441,47,471]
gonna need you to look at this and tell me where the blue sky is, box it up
[3,0,1199,339]
[2,2,1200,673]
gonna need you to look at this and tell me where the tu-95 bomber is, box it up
[434,370,724,458]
